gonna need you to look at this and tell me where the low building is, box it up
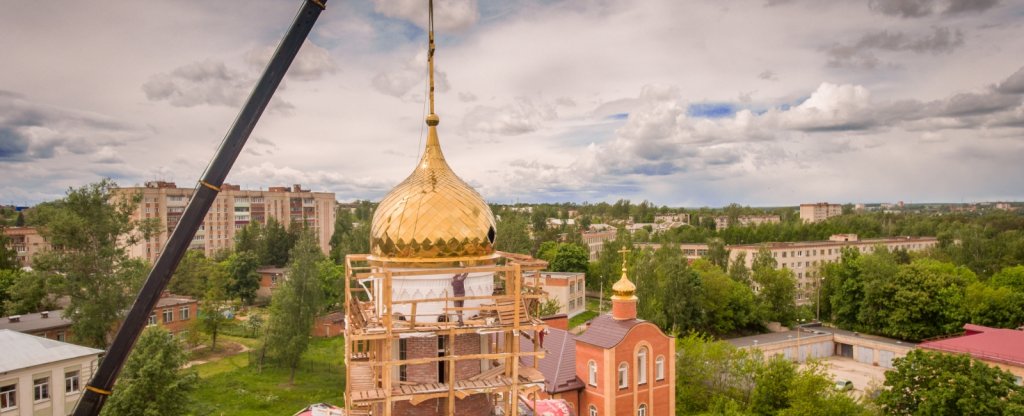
[256,266,288,300]
[2,227,49,269]
[147,294,198,337]
[799,202,842,223]
[313,311,344,338]
[546,218,576,229]
[714,215,781,230]
[918,324,1024,385]
[526,272,587,318]
[0,330,103,416]
[0,311,73,343]
[654,214,689,224]
[728,324,915,368]
[728,235,938,305]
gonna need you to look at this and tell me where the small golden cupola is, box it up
[368,10,497,266]
[611,246,638,320]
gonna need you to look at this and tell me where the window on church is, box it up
[637,347,648,385]
[656,355,665,381]
[618,362,628,389]
[638,403,647,416]
[589,405,598,416]
[588,360,597,386]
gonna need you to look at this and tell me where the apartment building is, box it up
[2,227,49,269]
[526,272,587,318]
[714,215,781,230]
[115,182,335,263]
[581,228,617,261]
[728,234,938,305]
[0,330,102,416]
[799,202,842,223]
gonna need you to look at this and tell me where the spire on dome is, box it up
[426,0,439,127]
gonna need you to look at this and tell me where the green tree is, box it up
[779,361,867,416]
[100,326,197,416]
[653,246,703,333]
[261,217,295,267]
[705,238,730,271]
[873,259,975,341]
[14,212,25,227]
[693,259,761,335]
[199,266,231,351]
[750,355,797,415]
[729,251,751,285]
[878,349,1024,415]
[2,269,58,314]
[0,269,19,316]
[168,250,213,299]
[29,180,149,348]
[754,266,797,326]
[225,251,261,304]
[495,213,533,255]
[329,219,370,265]
[549,243,589,273]
[0,225,16,270]
[536,298,561,317]
[266,231,325,383]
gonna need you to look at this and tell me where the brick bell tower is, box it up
[342,2,548,414]
[611,247,638,320]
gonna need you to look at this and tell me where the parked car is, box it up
[835,379,854,391]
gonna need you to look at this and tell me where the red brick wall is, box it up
[577,321,675,416]
[391,334,490,415]
[158,302,198,335]
[312,316,343,337]
[392,393,492,416]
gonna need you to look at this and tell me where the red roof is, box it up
[918,324,1024,367]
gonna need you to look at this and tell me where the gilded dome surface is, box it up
[369,124,497,263]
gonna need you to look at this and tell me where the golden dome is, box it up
[611,269,637,300]
[369,119,497,264]
[611,247,636,299]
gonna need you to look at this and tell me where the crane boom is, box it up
[73,1,328,414]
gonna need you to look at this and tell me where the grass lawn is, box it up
[569,310,599,329]
[190,336,345,415]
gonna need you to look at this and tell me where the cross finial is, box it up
[618,246,630,272]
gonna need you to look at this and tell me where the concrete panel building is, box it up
[2,227,49,269]
[114,182,335,264]
[713,215,781,230]
[799,203,842,223]
[728,235,938,305]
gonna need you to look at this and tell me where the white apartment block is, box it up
[714,215,781,230]
[116,182,336,264]
[799,203,842,223]
[728,234,938,305]
[0,330,102,416]
[526,272,587,318]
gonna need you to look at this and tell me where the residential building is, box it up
[654,214,689,224]
[581,229,617,261]
[919,324,1024,385]
[146,293,198,337]
[114,182,335,264]
[522,254,676,416]
[728,235,938,305]
[634,243,708,263]
[0,330,103,416]
[256,266,288,300]
[546,218,576,229]
[0,311,73,343]
[799,202,842,223]
[995,202,1016,211]
[525,272,587,318]
[2,227,49,269]
[713,214,781,230]
[728,324,914,368]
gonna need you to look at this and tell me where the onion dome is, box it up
[368,117,497,264]
[611,247,637,299]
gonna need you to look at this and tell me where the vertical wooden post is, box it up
[447,326,456,415]
[383,270,393,416]
[510,263,521,416]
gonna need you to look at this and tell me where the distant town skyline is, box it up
[2,0,1024,207]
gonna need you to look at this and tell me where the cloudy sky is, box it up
[2,0,1023,207]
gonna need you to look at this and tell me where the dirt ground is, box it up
[807,356,889,397]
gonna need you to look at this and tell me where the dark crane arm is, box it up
[73,1,328,414]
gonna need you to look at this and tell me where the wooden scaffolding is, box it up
[343,252,550,416]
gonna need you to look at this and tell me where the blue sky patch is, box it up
[687,103,736,119]
[606,112,629,120]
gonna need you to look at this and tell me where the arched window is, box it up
[617,362,628,389]
[589,405,598,416]
[588,360,598,386]
[638,403,647,416]
[655,355,665,381]
[637,347,648,385]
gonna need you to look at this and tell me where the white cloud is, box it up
[372,0,479,32]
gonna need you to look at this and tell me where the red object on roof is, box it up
[918,324,1024,367]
